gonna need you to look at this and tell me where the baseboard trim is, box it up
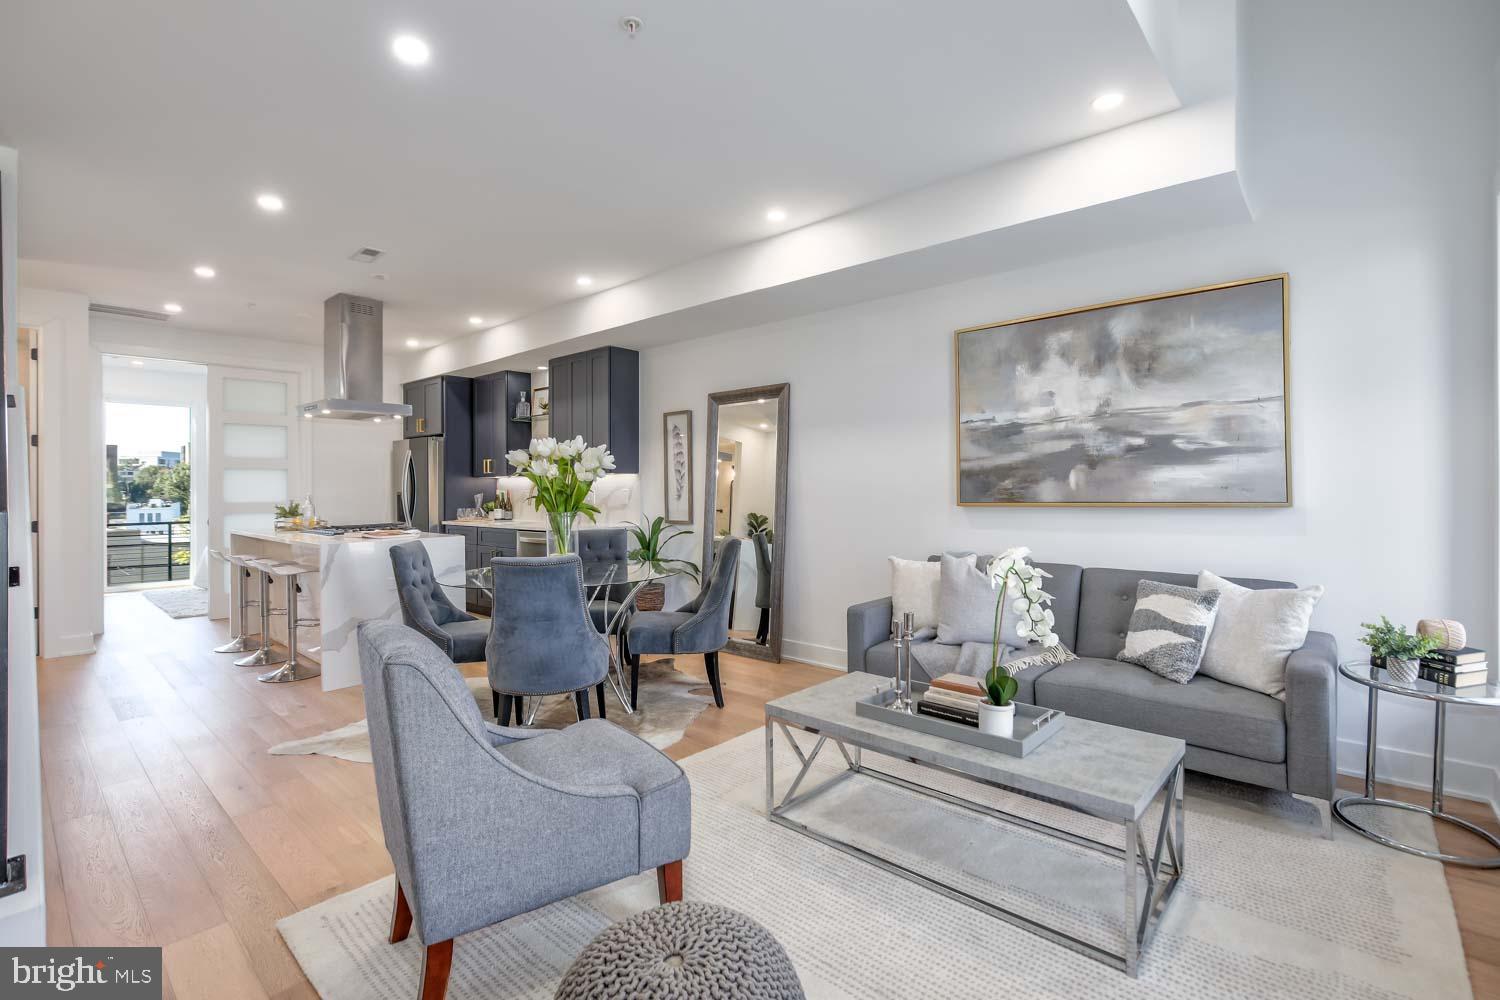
[42,631,97,659]
[780,638,846,671]
[1337,736,1500,822]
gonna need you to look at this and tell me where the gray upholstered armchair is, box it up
[359,620,691,1000]
[625,537,741,709]
[752,531,772,646]
[487,555,611,724]
[389,540,488,662]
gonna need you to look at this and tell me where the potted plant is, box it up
[746,511,773,542]
[976,547,1067,736]
[1360,615,1439,684]
[626,516,700,611]
[274,501,303,531]
[506,437,615,555]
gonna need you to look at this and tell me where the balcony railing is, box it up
[106,518,193,587]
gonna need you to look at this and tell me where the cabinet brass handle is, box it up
[483,458,492,474]
[416,417,425,432]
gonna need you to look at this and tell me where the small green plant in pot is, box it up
[978,662,1019,737]
[626,516,700,611]
[1360,615,1439,684]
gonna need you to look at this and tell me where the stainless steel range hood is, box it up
[299,293,413,421]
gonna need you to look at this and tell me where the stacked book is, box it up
[916,674,985,727]
[1419,647,1490,688]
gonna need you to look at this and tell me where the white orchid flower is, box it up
[1043,608,1055,627]
[1012,597,1029,614]
[1015,620,1033,639]
[1041,633,1060,648]
[1024,581,1042,600]
[1028,604,1046,622]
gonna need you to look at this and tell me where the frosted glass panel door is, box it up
[207,366,302,619]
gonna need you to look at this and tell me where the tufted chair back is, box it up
[390,540,467,628]
[486,555,610,696]
[576,527,629,599]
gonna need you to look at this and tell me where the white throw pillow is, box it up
[890,557,946,635]
[1196,570,1325,700]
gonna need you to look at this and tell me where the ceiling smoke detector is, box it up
[349,246,386,263]
[620,16,643,37]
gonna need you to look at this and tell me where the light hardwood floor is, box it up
[38,593,1500,998]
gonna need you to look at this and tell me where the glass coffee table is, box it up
[440,561,666,714]
[1334,660,1500,867]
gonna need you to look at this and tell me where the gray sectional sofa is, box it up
[847,562,1338,817]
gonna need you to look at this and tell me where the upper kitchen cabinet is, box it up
[402,375,466,438]
[473,370,534,476]
[547,346,639,472]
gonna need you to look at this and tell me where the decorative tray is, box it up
[854,681,1065,757]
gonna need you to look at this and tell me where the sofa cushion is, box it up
[890,557,944,636]
[1076,567,1292,661]
[939,553,1020,645]
[1118,580,1221,683]
[1032,657,1286,763]
[1197,570,1324,700]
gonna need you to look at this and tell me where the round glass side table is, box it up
[1335,660,1500,867]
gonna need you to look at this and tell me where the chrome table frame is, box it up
[764,717,1184,977]
[1333,661,1500,867]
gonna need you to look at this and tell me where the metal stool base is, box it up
[213,636,255,654]
[257,659,321,684]
[1333,795,1500,868]
[234,646,288,668]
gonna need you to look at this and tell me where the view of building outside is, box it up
[105,401,193,587]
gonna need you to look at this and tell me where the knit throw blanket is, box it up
[912,639,1075,681]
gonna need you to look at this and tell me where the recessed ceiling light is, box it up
[468,315,484,326]
[193,265,216,279]
[255,192,285,213]
[575,275,594,287]
[765,207,788,223]
[163,302,183,314]
[1091,91,1125,112]
[372,417,383,423]
[130,360,145,367]
[536,365,548,371]
[405,338,420,348]
[759,422,769,430]
[391,34,431,67]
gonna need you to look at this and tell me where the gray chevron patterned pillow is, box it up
[1119,580,1222,683]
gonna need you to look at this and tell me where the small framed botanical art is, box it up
[663,410,693,524]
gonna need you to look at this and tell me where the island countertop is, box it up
[231,528,447,546]
[440,519,549,531]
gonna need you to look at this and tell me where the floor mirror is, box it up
[702,383,789,662]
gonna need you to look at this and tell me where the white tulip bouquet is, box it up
[505,436,616,554]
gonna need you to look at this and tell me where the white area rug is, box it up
[267,661,713,762]
[142,585,209,619]
[277,727,1470,999]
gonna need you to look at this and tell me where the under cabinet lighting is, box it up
[321,408,331,415]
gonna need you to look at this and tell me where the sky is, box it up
[105,402,189,463]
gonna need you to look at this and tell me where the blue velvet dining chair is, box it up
[389,540,489,662]
[486,555,611,724]
[624,537,741,709]
[576,527,630,634]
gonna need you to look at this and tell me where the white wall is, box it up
[639,1,1500,806]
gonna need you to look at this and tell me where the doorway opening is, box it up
[103,356,207,593]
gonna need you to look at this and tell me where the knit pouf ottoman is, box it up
[556,901,804,1000]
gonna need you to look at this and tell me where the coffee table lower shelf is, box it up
[764,718,1184,977]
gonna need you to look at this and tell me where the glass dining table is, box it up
[438,561,665,714]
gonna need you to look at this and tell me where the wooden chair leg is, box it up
[499,695,513,726]
[389,881,413,944]
[704,651,725,708]
[491,690,500,722]
[574,689,591,720]
[657,860,683,904]
[596,682,607,719]
[419,939,453,1000]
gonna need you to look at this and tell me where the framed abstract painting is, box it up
[954,274,1290,507]
[662,410,693,524]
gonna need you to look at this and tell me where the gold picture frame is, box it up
[953,273,1291,508]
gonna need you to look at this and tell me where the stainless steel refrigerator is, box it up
[393,437,445,532]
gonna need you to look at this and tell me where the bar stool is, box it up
[233,558,288,669]
[257,560,321,684]
[210,550,258,654]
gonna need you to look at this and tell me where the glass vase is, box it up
[546,510,579,555]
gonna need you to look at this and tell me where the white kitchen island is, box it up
[228,528,464,691]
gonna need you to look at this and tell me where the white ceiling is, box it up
[1,1,1179,350]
